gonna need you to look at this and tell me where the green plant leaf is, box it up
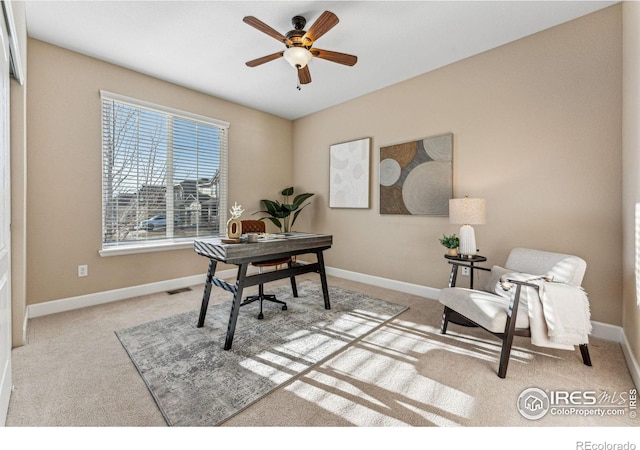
[293,192,314,207]
[255,187,314,232]
[282,204,297,212]
[281,186,294,197]
[439,233,459,248]
[290,203,311,229]
[265,217,282,229]
[261,199,288,218]
[261,199,278,214]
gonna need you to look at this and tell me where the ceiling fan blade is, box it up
[298,65,312,85]
[302,11,339,45]
[310,48,358,66]
[243,16,292,45]
[246,51,284,67]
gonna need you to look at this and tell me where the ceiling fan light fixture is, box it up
[244,11,356,86]
[283,47,313,68]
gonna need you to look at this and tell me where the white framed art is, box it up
[329,137,371,208]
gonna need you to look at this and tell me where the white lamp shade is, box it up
[449,197,486,225]
[283,47,313,68]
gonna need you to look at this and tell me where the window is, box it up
[100,91,228,255]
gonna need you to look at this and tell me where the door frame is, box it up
[0,2,12,426]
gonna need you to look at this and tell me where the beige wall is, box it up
[622,1,640,374]
[26,39,293,305]
[293,5,623,325]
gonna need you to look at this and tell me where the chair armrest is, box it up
[504,278,540,290]
[502,278,541,323]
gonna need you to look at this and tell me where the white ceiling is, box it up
[25,1,616,120]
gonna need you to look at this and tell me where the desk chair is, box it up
[240,220,298,319]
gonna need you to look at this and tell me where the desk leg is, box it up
[224,263,248,351]
[288,260,299,298]
[197,259,218,328]
[316,250,331,310]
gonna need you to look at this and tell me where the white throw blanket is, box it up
[537,282,592,346]
[498,274,591,349]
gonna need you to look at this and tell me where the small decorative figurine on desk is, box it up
[224,202,244,243]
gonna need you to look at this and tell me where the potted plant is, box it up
[439,233,460,256]
[254,187,314,233]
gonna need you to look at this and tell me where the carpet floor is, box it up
[6,274,637,429]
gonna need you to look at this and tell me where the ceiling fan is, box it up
[243,11,358,88]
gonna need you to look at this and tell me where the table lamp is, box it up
[449,197,486,257]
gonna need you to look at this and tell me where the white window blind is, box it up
[101,91,229,251]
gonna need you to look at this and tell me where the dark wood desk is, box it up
[193,232,333,350]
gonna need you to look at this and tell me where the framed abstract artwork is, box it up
[379,133,453,215]
[329,137,371,208]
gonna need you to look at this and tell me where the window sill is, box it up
[99,238,201,257]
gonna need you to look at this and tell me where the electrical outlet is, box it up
[462,267,470,276]
[78,264,88,277]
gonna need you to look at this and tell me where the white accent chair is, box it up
[438,248,592,378]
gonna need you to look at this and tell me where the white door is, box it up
[0,11,11,426]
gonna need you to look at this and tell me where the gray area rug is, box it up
[115,280,408,426]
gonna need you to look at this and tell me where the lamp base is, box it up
[458,225,477,256]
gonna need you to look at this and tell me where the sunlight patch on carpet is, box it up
[283,319,478,426]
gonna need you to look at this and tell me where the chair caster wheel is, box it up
[258,313,264,320]
[282,305,288,311]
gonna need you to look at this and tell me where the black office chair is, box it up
[239,220,298,319]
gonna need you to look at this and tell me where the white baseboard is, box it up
[25,264,438,321]
[22,263,639,388]
[324,266,441,300]
[25,265,264,321]
[590,320,623,342]
[621,332,640,390]
[588,320,638,389]
[27,272,208,319]
[27,264,621,341]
